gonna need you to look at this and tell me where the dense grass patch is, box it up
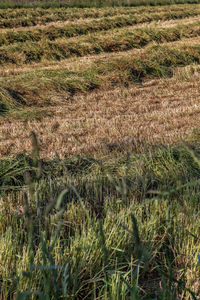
[0,134,200,299]
[2,134,200,195]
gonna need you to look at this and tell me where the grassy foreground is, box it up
[0,133,200,299]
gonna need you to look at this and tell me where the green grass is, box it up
[0,133,200,299]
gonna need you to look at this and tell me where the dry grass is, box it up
[135,15,200,28]
[1,71,200,158]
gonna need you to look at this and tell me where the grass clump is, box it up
[0,86,25,116]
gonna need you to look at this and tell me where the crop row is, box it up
[0,4,187,20]
[1,43,200,114]
[0,3,198,28]
[0,0,200,9]
[1,8,200,48]
[1,21,200,65]
[0,7,142,28]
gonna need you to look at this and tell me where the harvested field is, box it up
[2,5,200,155]
[1,72,200,157]
[0,1,200,299]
